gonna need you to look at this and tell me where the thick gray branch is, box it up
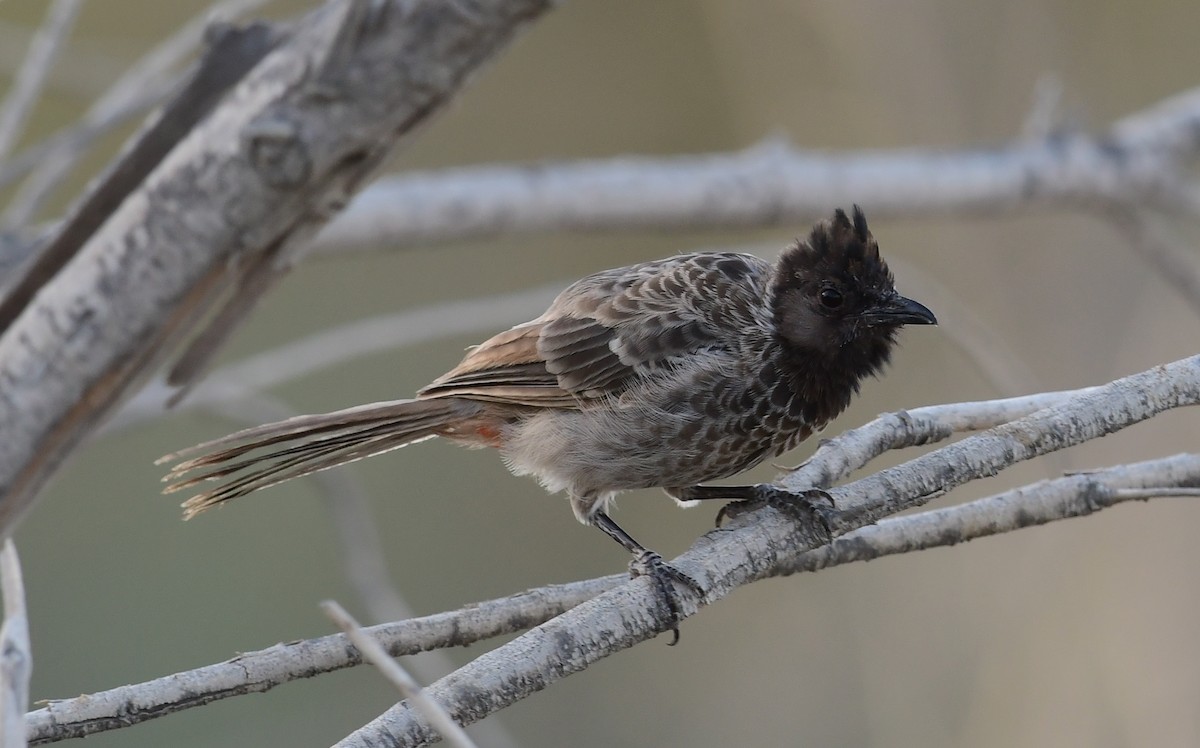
[0,0,557,536]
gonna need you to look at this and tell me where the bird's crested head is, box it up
[771,206,936,366]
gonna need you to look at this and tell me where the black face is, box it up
[772,207,936,359]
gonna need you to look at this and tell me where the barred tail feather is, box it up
[160,398,474,517]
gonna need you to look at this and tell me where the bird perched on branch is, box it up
[161,206,935,620]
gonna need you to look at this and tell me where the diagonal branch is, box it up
[788,385,1102,490]
[26,447,1200,745]
[322,601,479,748]
[340,355,1199,746]
[27,577,615,743]
[0,0,559,537]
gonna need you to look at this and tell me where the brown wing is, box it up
[418,253,772,408]
[418,321,578,406]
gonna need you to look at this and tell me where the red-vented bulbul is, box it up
[161,206,935,604]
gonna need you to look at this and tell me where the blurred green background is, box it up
[4,0,1200,746]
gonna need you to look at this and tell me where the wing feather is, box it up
[418,253,772,408]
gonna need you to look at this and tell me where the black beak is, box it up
[862,294,937,326]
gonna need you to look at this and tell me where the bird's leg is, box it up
[668,484,836,533]
[591,512,703,644]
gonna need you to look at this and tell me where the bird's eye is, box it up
[819,288,844,309]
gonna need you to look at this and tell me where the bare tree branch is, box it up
[27,577,614,743]
[26,443,1200,744]
[780,452,1200,576]
[0,0,559,537]
[310,86,1200,255]
[0,21,123,98]
[322,601,478,748]
[339,355,1200,746]
[198,393,522,748]
[786,385,1102,491]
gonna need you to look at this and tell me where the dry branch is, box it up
[26,577,613,743]
[2,4,1198,744]
[311,86,1200,254]
[27,448,1200,744]
[26,361,1199,745]
[0,0,558,536]
[339,355,1200,747]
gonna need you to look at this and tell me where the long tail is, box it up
[159,398,477,518]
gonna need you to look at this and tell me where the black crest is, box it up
[771,205,894,303]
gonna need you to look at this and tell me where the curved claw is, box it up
[629,551,704,645]
[715,485,837,539]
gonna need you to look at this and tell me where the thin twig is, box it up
[0,21,124,98]
[1021,74,1065,140]
[0,540,30,748]
[93,0,274,121]
[0,0,83,165]
[322,601,478,748]
[0,76,176,195]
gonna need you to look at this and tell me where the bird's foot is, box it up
[628,550,704,646]
[715,484,837,539]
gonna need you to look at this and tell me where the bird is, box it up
[160,206,935,612]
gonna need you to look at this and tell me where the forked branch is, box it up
[25,355,1200,745]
